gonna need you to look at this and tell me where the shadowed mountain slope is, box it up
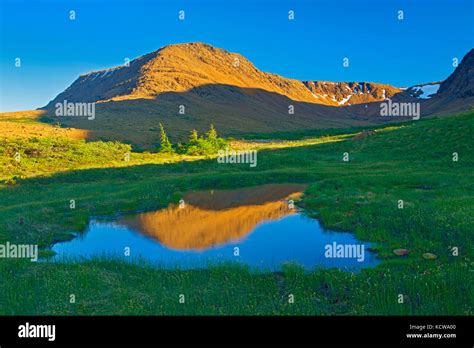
[39,43,473,148]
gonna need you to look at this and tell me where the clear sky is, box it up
[0,0,472,111]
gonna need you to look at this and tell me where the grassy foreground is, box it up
[0,111,473,315]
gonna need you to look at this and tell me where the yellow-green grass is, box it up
[0,110,88,140]
[0,126,371,182]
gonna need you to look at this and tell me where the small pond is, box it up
[52,184,379,271]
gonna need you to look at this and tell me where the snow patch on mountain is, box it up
[338,94,353,105]
[408,83,441,99]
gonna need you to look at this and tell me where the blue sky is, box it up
[0,0,472,111]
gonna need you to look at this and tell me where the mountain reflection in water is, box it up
[118,184,306,250]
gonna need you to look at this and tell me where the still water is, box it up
[52,184,379,271]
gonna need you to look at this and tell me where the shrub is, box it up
[178,125,229,156]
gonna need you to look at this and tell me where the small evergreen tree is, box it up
[159,122,173,153]
[182,124,229,156]
[185,129,200,155]
[206,124,218,144]
[189,129,199,145]
[207,124,227,153]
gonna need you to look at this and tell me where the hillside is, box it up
[33,43,473,148]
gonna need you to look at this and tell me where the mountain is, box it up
[42,43,473,148]
[400,49,474,116]
[302,81,400,106]
[45,43,400,108]
[438,49,474,99]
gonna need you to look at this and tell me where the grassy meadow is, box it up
[0,110,472,315]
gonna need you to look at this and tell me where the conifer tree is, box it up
[159,122,173,153]
[206,124,218,143]
[189,129,199,144]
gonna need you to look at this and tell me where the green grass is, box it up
[235,121,407,140]
[0,130,351,182]
[0,111,473,315]
[0,258,470,315]
[0,137,193,182]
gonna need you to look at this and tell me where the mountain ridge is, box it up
[44,42,403,108]
[39,43,473,148]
